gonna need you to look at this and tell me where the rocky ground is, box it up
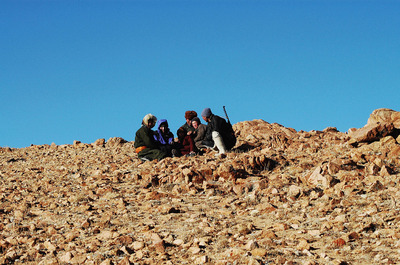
[1,108,400,265]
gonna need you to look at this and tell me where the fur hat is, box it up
[185,110,197,120]
[201,108,212,118]
[143,114,157,126]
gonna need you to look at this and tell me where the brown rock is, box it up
[261,230,277,239]
[348,231,360,241]
[99,259,114,265]
[244,240,259,250]
[98,230,114,241]
[249,248,266,258]
[237,224,251,235]
[189,246,201,254]
[388,144,400,157]
[195,256,208,264]
[93,138,106,147]
[273,223,289,231]
[131,241,145,250]
[380,165,393,177]
[332,238,346,248]
[348,123,395,145]
[43,241,56,252]
[117,256,131,265]
[2,109,400,265]
[307,166,330,188]
[233,184,244,195]
[297,238,310,250]
[65,231,80,242]
[366,163,380,175]
[59,252,73,263]
[369,180,384,192]
[367,108,400,128]
[288,185,302,197]
[106,137,127,147]
[70,254,87,264]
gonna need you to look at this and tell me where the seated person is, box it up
[191,117,208,150]
[179,110,197,136]
[201,122,214,148]
[134,114,167,161]
[176,127,196,157]
[201,108,236,155]
[153,119,178,157]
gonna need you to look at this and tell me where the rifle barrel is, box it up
[223,106,231,124]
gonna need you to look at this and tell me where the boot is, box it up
[212,131,227,154]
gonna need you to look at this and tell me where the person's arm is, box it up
[141,128,157,148]
[167,132,174,145]
[194,125,205,142]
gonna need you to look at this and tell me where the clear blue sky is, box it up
[1,0,399,148]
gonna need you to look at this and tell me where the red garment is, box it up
[179,135,195,155]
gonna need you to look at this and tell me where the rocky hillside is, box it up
[1,108,400,265]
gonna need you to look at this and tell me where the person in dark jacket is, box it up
[191,117,208,150]
[153,119,177,157]
[134,114,167,161]
[179,110,197,136]
[201,108,236,155]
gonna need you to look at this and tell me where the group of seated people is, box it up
[134,108,237,161]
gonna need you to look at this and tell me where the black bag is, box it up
[222,117,236,150]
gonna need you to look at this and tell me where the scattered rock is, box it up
[1,109,400,264]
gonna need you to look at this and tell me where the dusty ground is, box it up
[1,109,400,264]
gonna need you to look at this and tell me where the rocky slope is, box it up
[1,108,400,265]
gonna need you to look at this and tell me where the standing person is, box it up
[153,119,178,157]
[191,117,208,150]
[179,110,197,135]
[201,107,236,155]
[134,114,167,161]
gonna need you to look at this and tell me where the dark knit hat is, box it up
[191,117,201,124]
[185,110,197,120]
[201,108,212,118]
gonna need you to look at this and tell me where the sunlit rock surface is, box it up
[1,108,400,264]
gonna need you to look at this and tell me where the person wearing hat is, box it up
[201,108,236,155]
[134,114,167,161]
[191,116,208,150]
[179,110,198,135]
[153,119,178,157]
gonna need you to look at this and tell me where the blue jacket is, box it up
[154,119,174,145]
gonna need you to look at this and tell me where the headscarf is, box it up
[154,119,173,145]
[143,113,157,126]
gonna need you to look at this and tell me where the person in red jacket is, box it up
[176,127,196,157]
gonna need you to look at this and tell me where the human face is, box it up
[186,118,191,126]
[192,120,199,129]
[147,120,155,129]
[160,125,166,133]
[202,116,208,123]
